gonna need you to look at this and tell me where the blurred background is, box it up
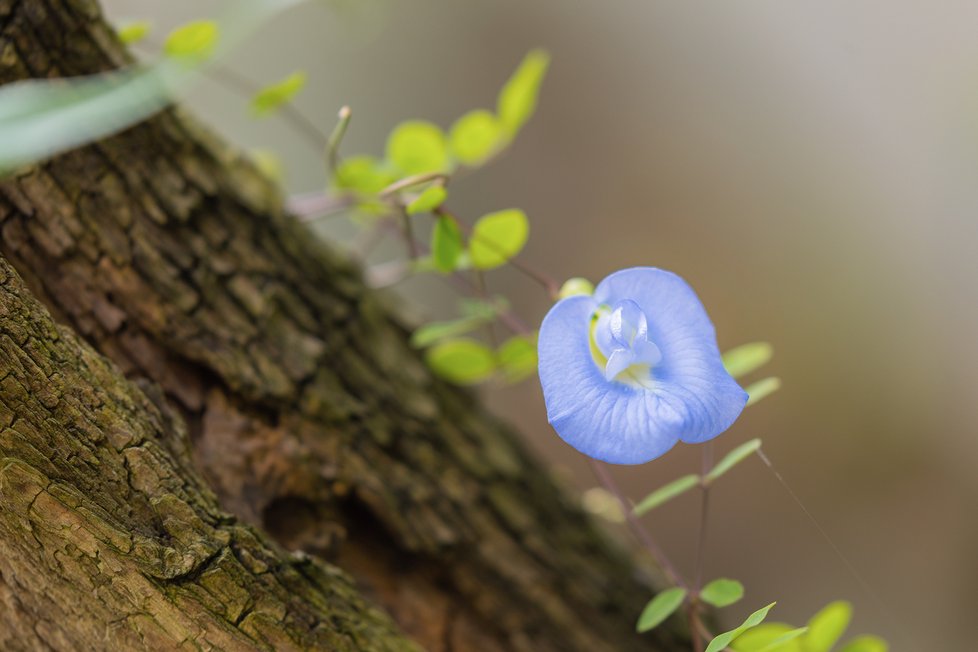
[105,1,978,648]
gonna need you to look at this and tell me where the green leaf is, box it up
[450,109,503,165]
[250,71,306,116]
[497,334,538,382]
[459,296,509,320]
[557,277,594,299]
[334,156,396,194]
[756,628,808,652]
[732,623,804,652]
[497,49,550,136]
[0,0,308,173]
[386,120,449,175]
[803,601,852,652]
[723,342,774,379]
[705,438,761,484]
[0,66,178,174]
[838,635,888,652]
[411,317,485,349]
[469,208,530,270]
[705,603,777,652]
[581,487,625,523]
[425,338,495,385]
[636,587,687,633]
[117,20,151,45]
[746,377,781,406]
[700,578,745,609]
[165,20,220,60]
[431,215,463,273]
[633,474,699,515]
[406,185,447,215]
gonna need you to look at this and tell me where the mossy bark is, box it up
[0,0,690,650]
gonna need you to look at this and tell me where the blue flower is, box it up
[538,267,747,465]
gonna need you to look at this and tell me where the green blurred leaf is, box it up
[425,338,495,385]
[633,474,699,516]
[497,334,538,382]
[0,0,309,173]
[406,185,447,215]
[838,635,889,652]
[0,66,178,174]
[165,20,219,60]
[334,156,396,194]
[411,317,484,349]
[386,120,449,175]
[250,70,306,116]
[756,628,808,652]
[700,579,745,609]
[432,215,463,273]
[706,603,777,652]
[732,623,804,652]
[117,20,151,45]
[723,342,774,379]
[803,601,852,652]
[581,487,625,523]
[557,277,594,299]
[459,296,509,320]
[469,208,529,270]
[636,587,687,633]
[450,109,502,165]
[497,49,550,136]
[705,438,761,484]
[746,377,781,406]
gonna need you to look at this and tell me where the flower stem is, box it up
[690,441,715,652]
[436,206,560,300]
[587,459,687,590]
[398,206,420,259]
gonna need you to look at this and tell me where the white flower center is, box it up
[590,300,661,389]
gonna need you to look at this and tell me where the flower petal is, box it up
[605,348,634,381]
[594,267,748,444]
[538,295,682,464]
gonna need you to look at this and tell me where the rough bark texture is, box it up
[0,256,419,650]
[0,0,689,650]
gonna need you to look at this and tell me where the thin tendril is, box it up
[755,447,907,641]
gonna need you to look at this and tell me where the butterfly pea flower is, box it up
[538,267,747,465]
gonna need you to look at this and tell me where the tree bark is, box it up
[0,0,689,650]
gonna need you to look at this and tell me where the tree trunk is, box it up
[0,0,689,650]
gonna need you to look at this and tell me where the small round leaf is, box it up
[165,20,219,60]
[732,623,804,652]
[334,156,396,194]
[803,601,852,652]
[838,636,889,652]
[117,21,151,45]
[251,71,307,117]
[497,49,550,136]
[722,342,774,379]
[745,377,781,406]
[425,338,495,385]
[636,587,687,633]
[469,208,529,270]
[450,109,502,165]
[386,120,448,175]
[496,335,538,382]
[431,216,463,273]
[700,579,745,609]
[406,185,447,215]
